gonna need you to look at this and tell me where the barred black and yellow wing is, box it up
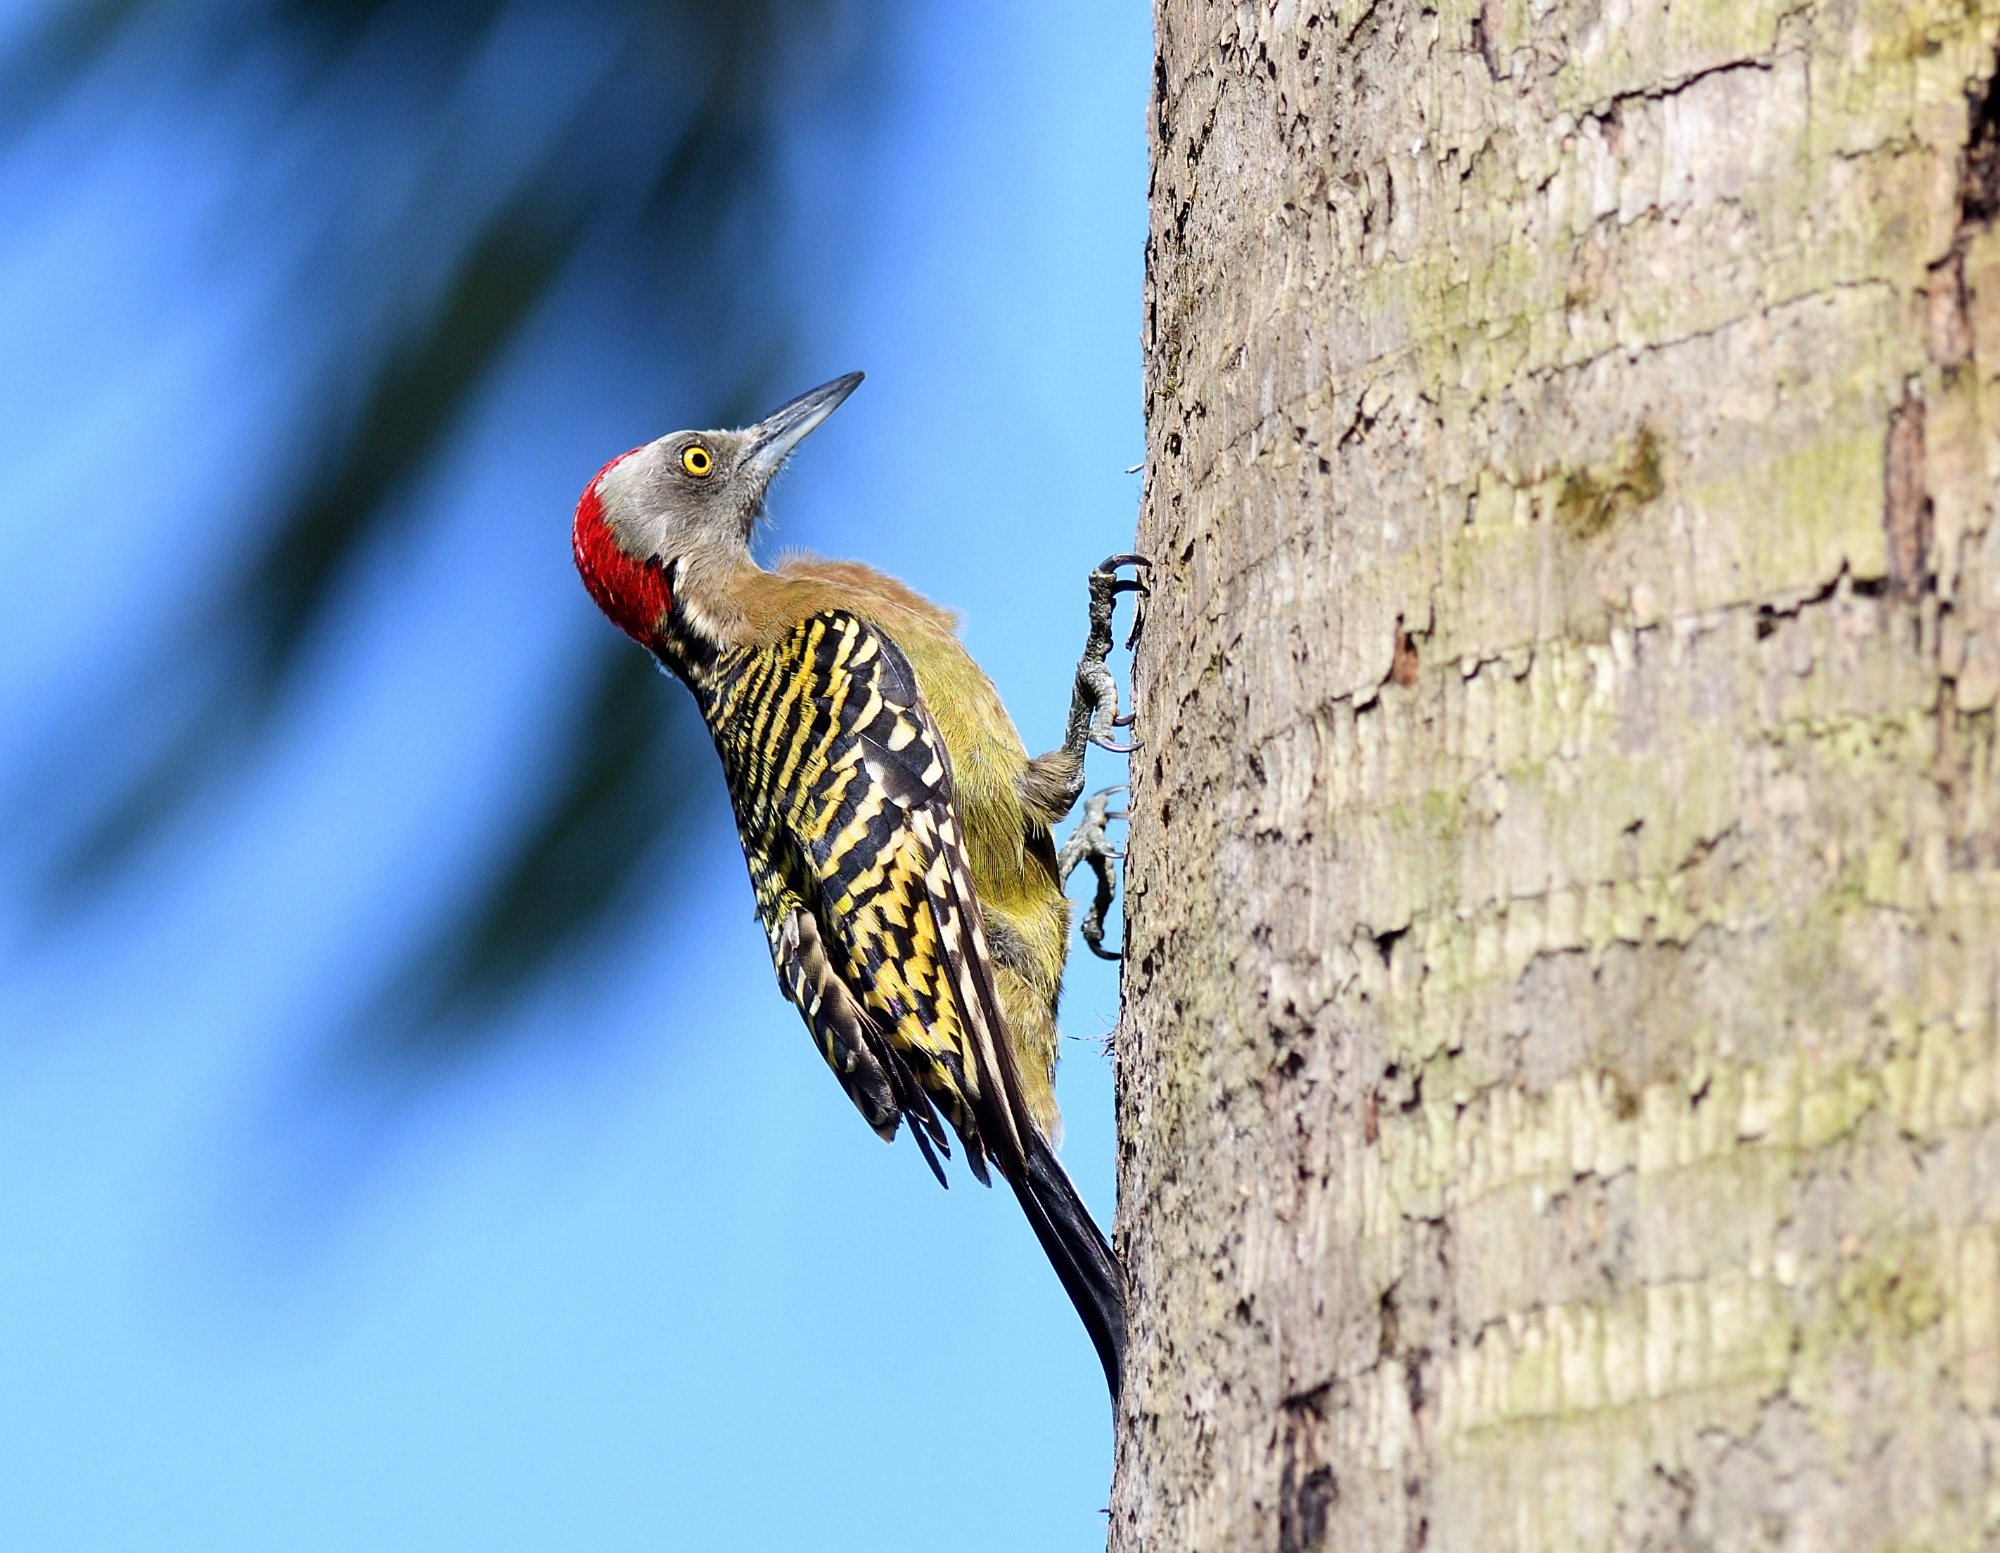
[689,604,1127,1397]
[699,609,1034,1185]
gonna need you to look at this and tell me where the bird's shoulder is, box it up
[704,605,945,819]
[735,554,964,649]
[719,553,1001,739]
[709,558,1030,865]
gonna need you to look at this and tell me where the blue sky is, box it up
[0,2,1150,1548]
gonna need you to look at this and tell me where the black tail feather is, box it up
[1008,1132,1127,1401]
[908,1116,949,1189]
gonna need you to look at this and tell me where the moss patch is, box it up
[1557,425,1665,539]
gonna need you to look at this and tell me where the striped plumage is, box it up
[698,603,1033,1182]
[570,374,1125,1398]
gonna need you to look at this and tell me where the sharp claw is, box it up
[1086,940,1124,962]
[1092,735,1143,754]
[1111,709,1136,727]
[1090,554,1154,607]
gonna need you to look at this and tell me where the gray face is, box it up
[596,372,863,570]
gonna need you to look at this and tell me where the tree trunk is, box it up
[1113,3,2000,1549]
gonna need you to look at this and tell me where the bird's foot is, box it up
[1069,554,1152,760]
[1057,786,1130,960]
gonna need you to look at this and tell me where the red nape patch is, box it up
[572,450,670,644]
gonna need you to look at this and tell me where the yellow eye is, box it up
[680,443,714,478]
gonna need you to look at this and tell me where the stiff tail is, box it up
[1008,1132,1127,1401]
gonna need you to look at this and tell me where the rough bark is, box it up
[1114,3,2000,1549]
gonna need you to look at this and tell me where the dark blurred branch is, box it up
[352,643,707,1063]
[9,0,874,1076]
[239,190,581,695]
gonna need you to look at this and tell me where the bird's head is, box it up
[572,371,863,648]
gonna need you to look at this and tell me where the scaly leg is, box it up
[1019,553,1149,960]
[1056,786,1131,961]
[1022,553,1152,823]
[1066,552,1151,762]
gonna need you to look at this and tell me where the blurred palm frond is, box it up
[9,0,876,1071]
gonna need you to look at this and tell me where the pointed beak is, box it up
[742,371,864,480]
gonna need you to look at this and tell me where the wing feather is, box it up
[706,610,1033,1183]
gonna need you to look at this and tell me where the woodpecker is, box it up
[571,372,1144,1399]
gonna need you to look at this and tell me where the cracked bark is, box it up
[1113,3,2000,1549]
